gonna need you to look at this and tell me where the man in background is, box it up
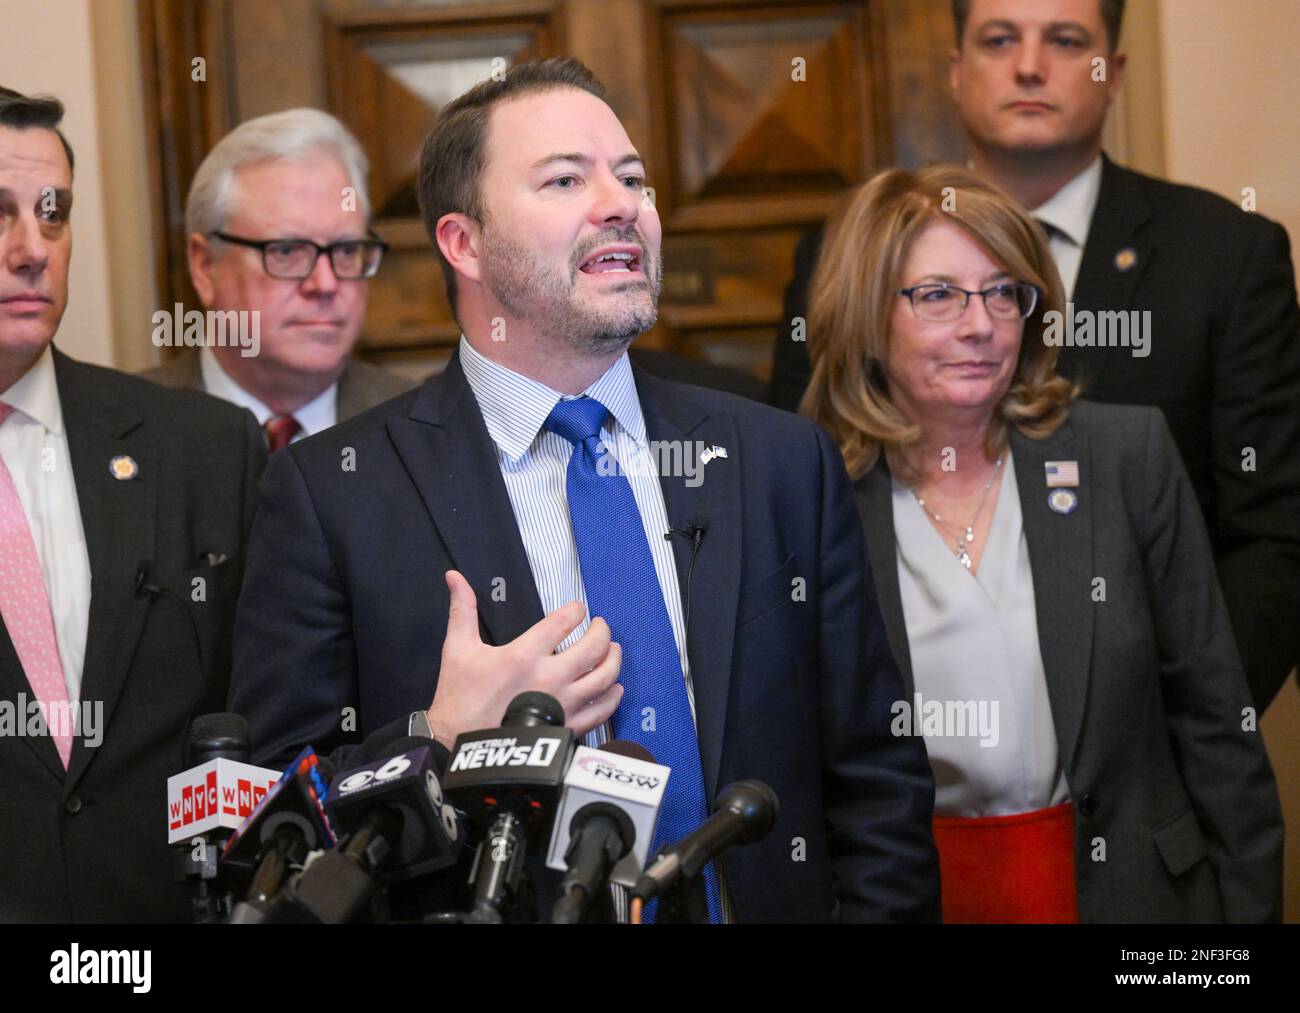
[769,0,1300,709]
[142,109,414,448]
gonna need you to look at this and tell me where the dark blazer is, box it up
[0,348,265,922]
[854,400,1283,922]
[228,349,941,923]
[771,154,1300,709]
[140,349,418,421]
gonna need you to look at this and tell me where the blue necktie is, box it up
[544,397,721,923]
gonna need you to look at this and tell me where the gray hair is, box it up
[185,108,371,237]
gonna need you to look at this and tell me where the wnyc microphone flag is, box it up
[166,759,281,843]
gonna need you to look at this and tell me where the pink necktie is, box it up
[0,402,73,767]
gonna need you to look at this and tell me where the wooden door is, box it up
[141,0,965,380]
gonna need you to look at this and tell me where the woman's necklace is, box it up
[912,457,1005,570]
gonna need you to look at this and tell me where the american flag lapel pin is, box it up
[700,444,728,465]
[1045,460,1079,487]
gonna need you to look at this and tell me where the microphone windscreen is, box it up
[188,713,251,764]
[502,691,565,728]
[716,780,780,844]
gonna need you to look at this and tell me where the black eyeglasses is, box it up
[210,231,389,280]
[896,282,1040,322]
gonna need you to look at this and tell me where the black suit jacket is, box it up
[228,349,940,923]
[855,401,1283,922]
[0,349,265,922]
[771,155,1300,708]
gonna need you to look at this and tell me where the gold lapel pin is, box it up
[1114,247,1138,272]
[109,455,139,481]
[1048,489,1078,515]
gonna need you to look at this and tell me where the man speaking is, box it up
[229,59,938,922]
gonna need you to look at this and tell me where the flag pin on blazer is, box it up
[1045,460,1079,487]
[109,455,139,481]
[1114,247,1138,272]
[700,445,728,465]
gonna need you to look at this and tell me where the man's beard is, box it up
[481,226,661,356]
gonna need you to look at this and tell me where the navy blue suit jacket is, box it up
[228,350,939,922]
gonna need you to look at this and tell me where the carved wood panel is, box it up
[141,0,966,379]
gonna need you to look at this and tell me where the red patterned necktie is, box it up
[263,414,301,453]
[0,402,73,767]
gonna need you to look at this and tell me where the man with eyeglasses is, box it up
[142,108,414,450]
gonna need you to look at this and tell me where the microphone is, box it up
[167,714,281,923]
[442,692,575,924]
[135,559,161,597]
[266,738,463,924]
[547,741,669,925]
[664,514,708,548]
[665,514,709,648]
[325,737,463,884]
[188,713,252,764]
[631,780,779,909]
[221,746,336,924]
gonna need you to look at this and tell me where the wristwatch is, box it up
[409,709,434,740]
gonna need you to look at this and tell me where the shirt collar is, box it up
[199,347,338,436]
[0,344,65,436]
[458,335,647,463]
[1030,155,1103,248]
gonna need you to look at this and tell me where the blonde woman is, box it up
[802,165,1282,923]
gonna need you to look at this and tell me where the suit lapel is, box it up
[635,368,741,800]
[385,353,544,646]
[53,349,158,788]
[1010,419,1094,770]
[1063,154,1155,393]
[854,459,915,697]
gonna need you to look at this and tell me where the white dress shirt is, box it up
[199,347,337,439]
[892,450,1070,817]
[1030,155,1103,300]
[0,345,92,701]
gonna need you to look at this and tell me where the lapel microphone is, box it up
[664,515,708,550]
[135,559,162,598]
[134,558,204,668]
[664,516,709,654]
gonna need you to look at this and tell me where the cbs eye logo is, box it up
[337,754,412,792]
[426,770,460,841]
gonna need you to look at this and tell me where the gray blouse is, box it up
[892,450,1071,817]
